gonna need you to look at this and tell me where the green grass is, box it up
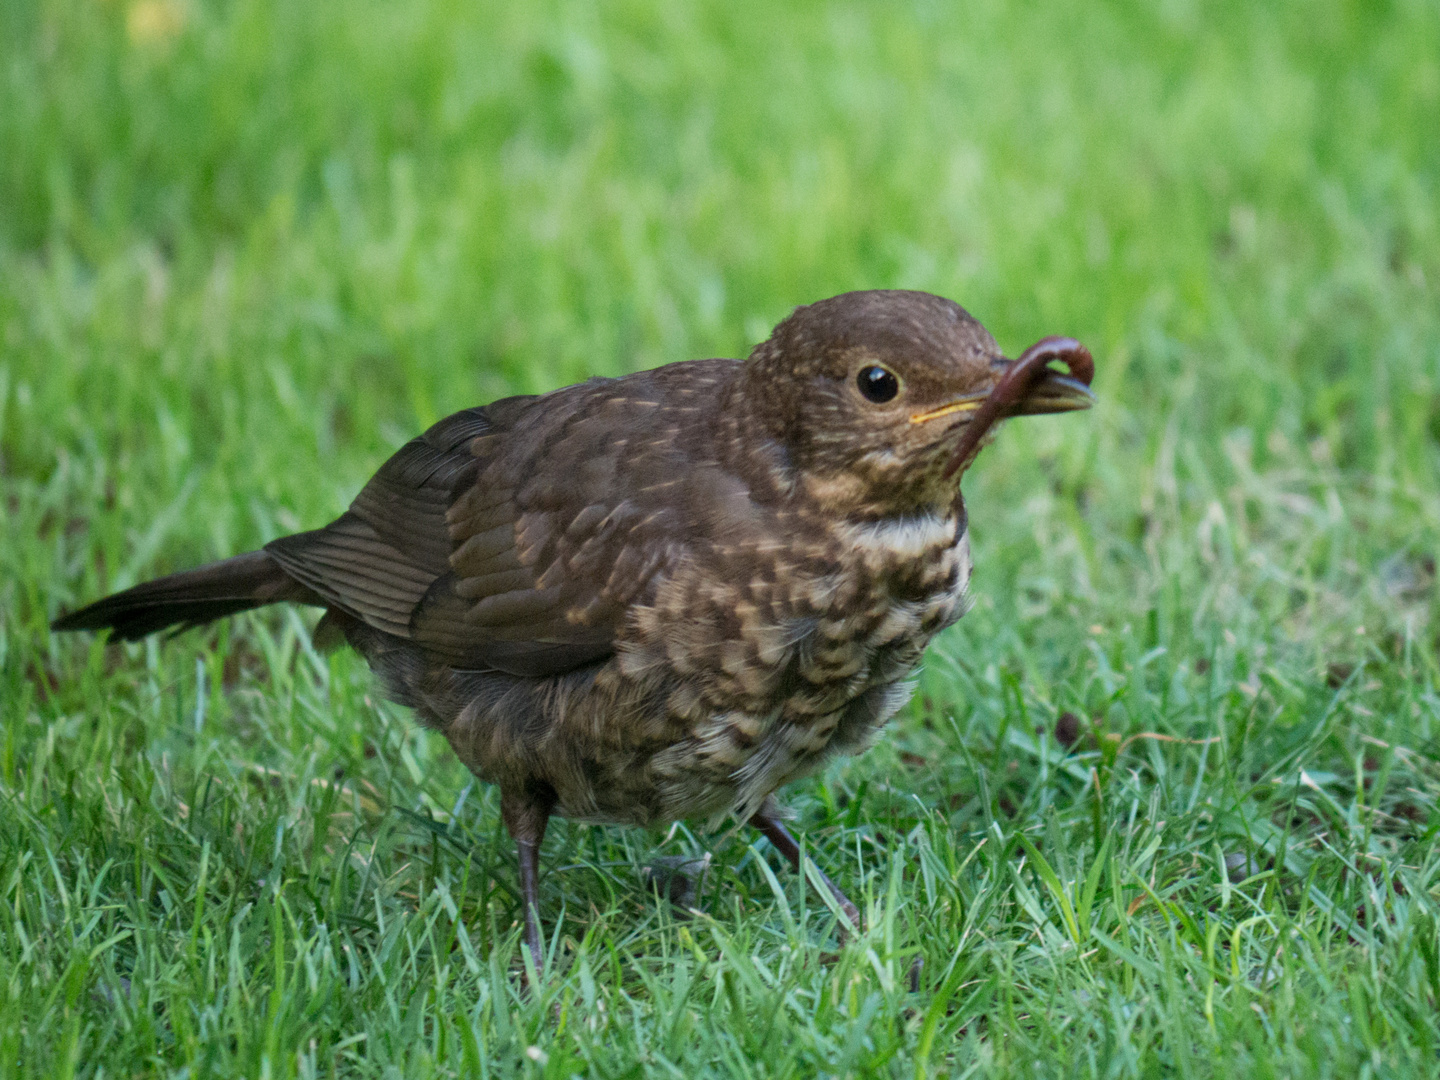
[3,0,1439,1075]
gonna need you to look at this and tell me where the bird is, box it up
[52,289,1094,969]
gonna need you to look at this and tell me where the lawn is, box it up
[3,0,1439,1075]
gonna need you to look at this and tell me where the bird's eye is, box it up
[856,365,900,404]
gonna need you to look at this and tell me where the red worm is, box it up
[942,336,1094,478]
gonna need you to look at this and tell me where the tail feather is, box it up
[51,550,317,641]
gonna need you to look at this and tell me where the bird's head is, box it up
[740,289,1094,516]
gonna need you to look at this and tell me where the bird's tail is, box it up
[51,550,315,641]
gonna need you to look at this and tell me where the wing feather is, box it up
[264,364,737,679]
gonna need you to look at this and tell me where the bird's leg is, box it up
[749,807,862,937]
[501,787,555,975]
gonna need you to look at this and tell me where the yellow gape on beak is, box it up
[907,394,990,426]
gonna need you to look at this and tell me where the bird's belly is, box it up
[531,614,952,827]
[641,566,971,824]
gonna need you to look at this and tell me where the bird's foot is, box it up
[642,853,711,911]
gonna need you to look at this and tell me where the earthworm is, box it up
[942,336,1094,478]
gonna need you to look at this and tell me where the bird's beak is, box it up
[912,336,1096,478]
[906,365,1094,426]
[1008,369,1095,415]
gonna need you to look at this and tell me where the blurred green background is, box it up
[2,0,1438,1076]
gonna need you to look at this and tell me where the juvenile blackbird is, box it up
[53,290,1094,967]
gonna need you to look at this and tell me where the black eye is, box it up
[856,365,900,403]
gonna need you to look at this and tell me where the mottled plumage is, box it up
[53,289,1094,968]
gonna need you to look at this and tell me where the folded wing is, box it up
[265,376,696,678]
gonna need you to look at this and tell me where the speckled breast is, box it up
[613,507,973,825]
